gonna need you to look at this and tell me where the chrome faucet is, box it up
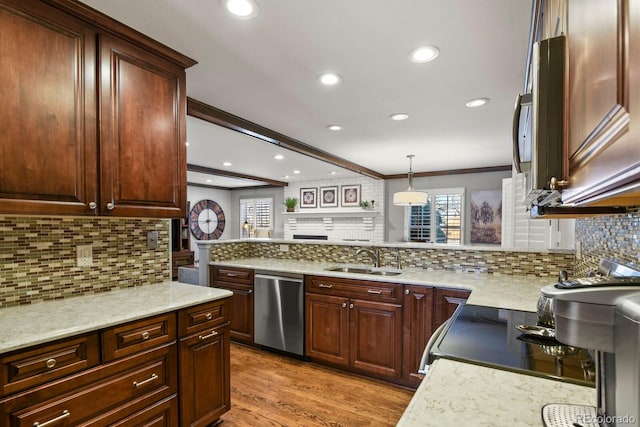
[355,247,380,268]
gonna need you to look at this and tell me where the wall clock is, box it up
[189,199,225,240]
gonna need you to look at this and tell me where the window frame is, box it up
[240,197,274,238]
[403,187,465,245]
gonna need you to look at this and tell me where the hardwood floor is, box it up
[220,343,414,426]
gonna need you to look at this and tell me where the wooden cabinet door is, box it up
[305,293,349,367]
[99,34,187,218]
[563,0,640,205]
[0,1,98,215]
[402,285,434,386]
[349,299,403,380]
[434,288,470,329]
[179,325,230,427]
[216,281,254,344]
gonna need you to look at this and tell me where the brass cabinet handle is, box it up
[367,289,383,295]
[225,272,238,277]
[106,202,115,210]
[45,358,57,369]
[318,283,333,289]
[133,373,158,388]
[199,330,219,341]
[33,410,70,427]
[141,331,150,340]
[88,201,97,209]
[205,312,213,320]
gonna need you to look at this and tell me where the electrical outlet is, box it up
[77,244,93,267]
[147,231,159,250]
[279,244,289,252]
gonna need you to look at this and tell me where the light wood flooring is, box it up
[220,343,414,426]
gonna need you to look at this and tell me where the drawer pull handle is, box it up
[205,312,213,320]
[45,358,56,369]
[225,272,238,277]
[367,289,383,295]
[33,410,70,427]
[141,331,150,340]
[199,330,219,341]
[133,373,158,388]
[318,283,333,289]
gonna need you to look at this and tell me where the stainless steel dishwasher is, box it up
[254,271,304,356]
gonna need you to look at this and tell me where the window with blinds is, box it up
[406,189,464,245]
[240,198,273,238]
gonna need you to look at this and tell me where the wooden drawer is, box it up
[0,333,99,398]
[103,313,176,362]
[178,299,229,338]
[5,344,176,427]
[212,266,254,285]
[107,395,178,427]
[306,275,403,303]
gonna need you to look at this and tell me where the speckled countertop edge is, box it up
[0,282,232,354]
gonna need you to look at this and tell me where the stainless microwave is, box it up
[512,35,565,207]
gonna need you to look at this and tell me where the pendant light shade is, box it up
[393,155,428,206]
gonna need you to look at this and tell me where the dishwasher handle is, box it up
[417,319,450,375]
[254,272,303,283]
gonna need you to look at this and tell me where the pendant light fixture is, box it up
[393,155,428,206]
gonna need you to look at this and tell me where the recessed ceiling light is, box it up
[223,161,232,166]
[185,142,190,147]
[330,171,337,175]
[222,0,259,19]
[206,179,213,183]
[274,154,284,160]
[389,113,409,121]
[327,124,342,131]
[284,175,290,179]
[293,170,301,174]
[318,73,343,86]
[409,46,440,63]
[465,98,490,108]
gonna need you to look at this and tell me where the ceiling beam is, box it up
[187,97,385,180]
[385,165,512,180]
[187,163,288,187]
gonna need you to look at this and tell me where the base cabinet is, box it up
[211,266,255,344]
[0,299,230,427]
[305,276,403,381]
[401,285,434,386]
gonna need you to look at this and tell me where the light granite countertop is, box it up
[210,258,555,312]
[397,359,596,427]
[0,282,232,354]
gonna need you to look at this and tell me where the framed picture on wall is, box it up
[320,186,339,208]
[470,189,502,244]
[300,187,317,208]
[341,184,361,207]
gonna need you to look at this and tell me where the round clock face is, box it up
[189,200,225,240]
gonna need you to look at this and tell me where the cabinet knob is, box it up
[205,312,213,320]
[341,302,347,308]
[349,303,354,309]
[45,358,57,369]
[141,331,150,340]
[88,201,97,209]
[549,177,569,190]
[405,289,410,295]
[106,202,115,210]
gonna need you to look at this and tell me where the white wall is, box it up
[385,170,512,243]
[187,185,231,261]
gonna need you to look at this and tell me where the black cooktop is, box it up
[429,304,596,386]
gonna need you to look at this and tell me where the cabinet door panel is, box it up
[215,281,254,343]
[0,1,97,215]
[305,293,349,367]
[100,34,186,218]
[434,288,470,329]
[350,299,402,380]
[402,286,434,385]
[179,328,230,427]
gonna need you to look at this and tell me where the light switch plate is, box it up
[77,244,93,267]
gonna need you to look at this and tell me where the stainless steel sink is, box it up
[324,266,403,276]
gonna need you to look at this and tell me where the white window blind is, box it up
[406,189,464,245]
[240,198,273,237]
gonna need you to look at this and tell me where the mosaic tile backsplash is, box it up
[574,211,640,277]
[0,216,170,307]
[210,242,575,277]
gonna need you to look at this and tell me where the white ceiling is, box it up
[81,0,532,185]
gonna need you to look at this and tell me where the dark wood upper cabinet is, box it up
[561,0,640,206]
[0,0,194,217]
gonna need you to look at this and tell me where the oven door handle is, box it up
[417,319,450,375]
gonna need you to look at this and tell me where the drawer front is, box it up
[213,266,253,285]
[108,395,178,427]
[0,334,100,397]
[9,344,176,427]
[103,313,176,362]
[178,299,229,337]
[306,276,403,303]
